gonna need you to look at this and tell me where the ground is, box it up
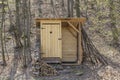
[0,55,120,80]
[0,58,100,80]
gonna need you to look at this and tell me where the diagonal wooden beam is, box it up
[67,21,80,33]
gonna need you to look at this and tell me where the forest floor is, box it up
[0,55,120,80]
[0,27,120,80]
[0,58,97,80]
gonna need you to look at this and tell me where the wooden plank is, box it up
[50,23,62,58]
[67,21,80,33]
[35,18,85,20]
[62,63,79,65]
[42,57,61,63]
[62,58,77,62]
[77,22,83,64]
[39,22,41,59]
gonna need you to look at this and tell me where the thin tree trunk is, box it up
[76,0,80,17]
[67,0,74,17]
[22,0,32,67]
[51,0,58,17]
[0,0,7,66]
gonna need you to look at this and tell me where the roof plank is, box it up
[35,18,86,23]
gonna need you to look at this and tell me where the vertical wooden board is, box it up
[58,22,62,58]
[40,23,51,57]
[59,22,62,58]
[50,22,62,58]
[78,22,83,64]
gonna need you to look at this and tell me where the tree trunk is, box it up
[75,0,80,17]
[67,0,74,17]
[0,0,7,66]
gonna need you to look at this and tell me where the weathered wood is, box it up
[77,22,83,64]
[62,25,77,62]
[35,18,86,64]
[67,21,80,33]
[42,57,61,63]
[36,18,86,23]
[62,63,80,65]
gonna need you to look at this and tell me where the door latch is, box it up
[58,38,62,40]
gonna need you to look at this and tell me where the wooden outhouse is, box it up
[35,18,86,65]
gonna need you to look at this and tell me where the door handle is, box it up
[58,38,62,40]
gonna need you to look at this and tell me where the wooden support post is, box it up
[77,22,83,64]
[39,22,41,59]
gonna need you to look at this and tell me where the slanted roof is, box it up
[35,18,86,33]
[35,18,86,24]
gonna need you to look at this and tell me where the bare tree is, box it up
[9,0,32,67]
[75,0,80,17]
[0,0,7,66]
[67,0,74,17]
[22,0,32,67]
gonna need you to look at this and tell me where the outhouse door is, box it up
[40,21,62,58]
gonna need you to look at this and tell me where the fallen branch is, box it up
[81,26,108,67]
